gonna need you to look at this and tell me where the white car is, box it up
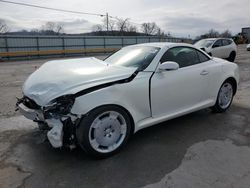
[17,43,239,158]
[194,38,237,62]
[247,44,250,51]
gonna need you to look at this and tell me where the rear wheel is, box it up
[228,51,236,62]
[211,81,234,113]
[76,105,132,158]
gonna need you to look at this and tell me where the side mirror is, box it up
[158,61,179,71]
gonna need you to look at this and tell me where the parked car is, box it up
[17,42,239,158]
[194,38,237,62]
[247,44,250,51]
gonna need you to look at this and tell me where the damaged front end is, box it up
[16,95,80,149]
[16,57,138,150]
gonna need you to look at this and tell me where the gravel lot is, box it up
[0,45,250,188]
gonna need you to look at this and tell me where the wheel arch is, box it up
[230,50,236,55]
[82,104,135,135]
[224,77,237,95]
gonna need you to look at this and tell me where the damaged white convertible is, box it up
[17,42,239,158]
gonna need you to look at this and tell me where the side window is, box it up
[160,47,202,68]
[213,39,222,48]
[227,39,233,45]
[197,50,210,62]
[222,39,232,46]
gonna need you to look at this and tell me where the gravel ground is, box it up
[0,45,250,188]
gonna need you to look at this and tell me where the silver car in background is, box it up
[195,38,237,62]
[247,44,250,51]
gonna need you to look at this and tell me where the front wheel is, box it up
[228,51,236,62]
[211,81,234,113]
[76,105,132,158]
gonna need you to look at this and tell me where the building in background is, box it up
[242,27,250,41]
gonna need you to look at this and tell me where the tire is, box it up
[76,105,132,159]
[228,51,236,62]
[211,80,234,113]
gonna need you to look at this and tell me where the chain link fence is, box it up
[0,35,192,60]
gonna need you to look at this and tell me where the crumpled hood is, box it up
[23,57,136,106]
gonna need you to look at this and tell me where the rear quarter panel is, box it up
[209,58,239,103]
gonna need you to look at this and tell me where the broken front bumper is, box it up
[17,103,66,148]
[18,103,44,121]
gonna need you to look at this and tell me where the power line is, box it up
[0,0,105,17]
[0,0,144,27]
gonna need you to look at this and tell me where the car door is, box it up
[211,39,227,58]
[150,46,211,117]
[222,39,233,58]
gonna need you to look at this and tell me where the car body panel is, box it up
[212,39,235,58]
[18,42,240,148]
[22,57,137,106]
[247,44,250,51]
[136,98,214,131]
[151,61,210,117]
[71,72,152,125]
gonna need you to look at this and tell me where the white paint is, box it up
[47,119,63,148]
[23,57,136,106]
[71,43,239,132]
[144,140,250,188]
[19,43,240,150]
[247,44,250,51]
[194,38,237,59]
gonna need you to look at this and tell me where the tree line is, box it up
[0,18,169,37]
[92,17,168,36]
[0,18,238,41]
[0,19,64,35]
[195,29,232,40]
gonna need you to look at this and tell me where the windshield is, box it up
[104,46,160,70]
[195,39,215,48]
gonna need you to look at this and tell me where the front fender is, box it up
[70,72,152,129]
[222,63,239,84]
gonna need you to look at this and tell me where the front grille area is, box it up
[23,96,40,109]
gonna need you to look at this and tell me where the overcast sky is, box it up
[0,0,249,38]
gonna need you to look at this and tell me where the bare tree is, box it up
[41,22,64,35]
[206,29,220,38]
[93,17,116,31]
[196,29,233,40]
[0,19,9,34]
[92,17,117,35]
[56,24,63,34]
[42,22,54,31]
[103,17,116,32]
[141,22,159,35]
[92,24,103,32]
[127,25,137,33]
[92,17,139,35]
[31,28,39,32]
[156,27,165,37]
[220,29,232,38]
[116,18,130,33]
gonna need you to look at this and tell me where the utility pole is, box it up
[106,12,109,32]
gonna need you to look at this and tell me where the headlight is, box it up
[44,95,75,116]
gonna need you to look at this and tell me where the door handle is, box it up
[200,70,209,75]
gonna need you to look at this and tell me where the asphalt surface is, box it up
[0,45,250,188]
